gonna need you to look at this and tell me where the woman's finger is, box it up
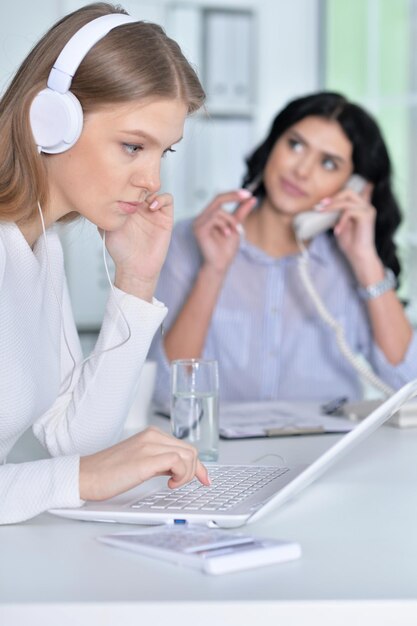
[233,196,258,223]
[206,189,253,213]
[197,209,242,237]
[194,459,211,486]
[136,427,209,485]
[144,192,174,212]
[333,207,375,236]
[361,182,373,203]
[318,195,373,216]
[145,447,201,488]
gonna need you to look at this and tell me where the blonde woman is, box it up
[0,2,209,524]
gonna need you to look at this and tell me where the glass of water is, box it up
[170,359,219,462]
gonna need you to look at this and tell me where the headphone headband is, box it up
[48,13,136,93]
[30,12,137,153]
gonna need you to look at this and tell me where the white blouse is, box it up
[0,222,167,524]
[151,219,417,406]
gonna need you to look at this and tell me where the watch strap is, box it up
[357,267,396,301]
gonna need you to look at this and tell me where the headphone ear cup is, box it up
[30,88,83,154]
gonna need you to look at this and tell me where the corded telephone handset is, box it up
[293,173,394,398]
[293,174,367,241]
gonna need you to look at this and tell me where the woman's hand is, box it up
[318,183,384,284]
[79,426,210,501]
[104,192,174,301]
[193,190,257,275]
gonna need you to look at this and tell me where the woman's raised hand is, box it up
[104,192,174,301]
[79,426,210,501]
[193,190,257,274]
[317,182,384,283]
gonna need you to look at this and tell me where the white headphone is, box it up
[29,13,136,154]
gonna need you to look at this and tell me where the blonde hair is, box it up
[0,2,205,221]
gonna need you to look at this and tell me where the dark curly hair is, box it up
[242,91,402,278]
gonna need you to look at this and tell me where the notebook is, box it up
[49,379,417,528]
[219,400,354,438]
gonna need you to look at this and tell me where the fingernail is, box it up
[149,200,158,209]
[314,197,331,211]
[238,189,252,198]
[236,223,245,236]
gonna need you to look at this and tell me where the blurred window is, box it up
[323,0,417,319]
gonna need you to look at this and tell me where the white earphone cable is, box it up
[295,238,394,398]
[38,203,131,396]
[101,230,132,350]
[38,202,77,394]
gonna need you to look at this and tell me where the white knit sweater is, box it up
[0,222,167,524]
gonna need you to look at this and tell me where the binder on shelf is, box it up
[204,9,254,113]
[184,117,253,214]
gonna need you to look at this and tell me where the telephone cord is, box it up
[296,240,394,398]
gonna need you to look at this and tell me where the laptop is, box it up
[49,379,417,528]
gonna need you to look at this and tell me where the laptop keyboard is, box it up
[130,465,290,513]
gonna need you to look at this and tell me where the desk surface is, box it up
[2,416,417,626]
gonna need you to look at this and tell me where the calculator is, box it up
[97,523,301,575]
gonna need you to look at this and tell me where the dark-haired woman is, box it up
[151,91,417,406]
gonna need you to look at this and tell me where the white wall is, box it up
[0,0,59,94]
[0,0,320,140]
[255,0,320,138]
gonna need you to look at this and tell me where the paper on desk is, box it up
[219,401,354,438]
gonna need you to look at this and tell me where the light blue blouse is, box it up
[149,219,417,406]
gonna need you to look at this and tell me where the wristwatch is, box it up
[358,267,397,300]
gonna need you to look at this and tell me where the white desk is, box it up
[2,417,417,626]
